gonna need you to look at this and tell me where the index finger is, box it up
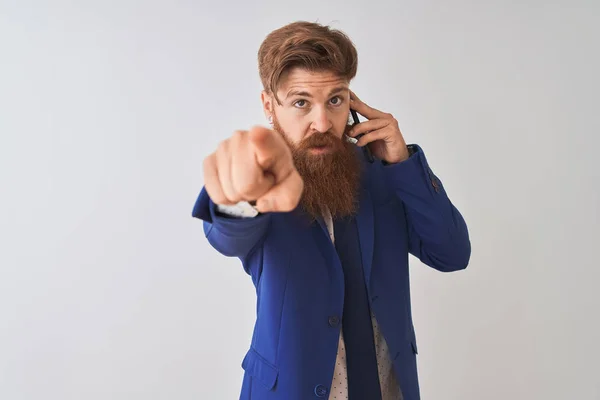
[248,125,295,183]
[350,90,388,120]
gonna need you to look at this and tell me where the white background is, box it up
[1,1,599,399]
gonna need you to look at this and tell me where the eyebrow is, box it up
[285,86,348,99]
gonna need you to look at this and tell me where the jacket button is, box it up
[328,316,340,327]
[429,169,441,192]
[314,384,329,397]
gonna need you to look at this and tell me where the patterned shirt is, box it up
[322,208,402,400]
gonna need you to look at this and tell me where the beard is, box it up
[272,115,362,221]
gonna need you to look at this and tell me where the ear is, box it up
[261,90,274,119]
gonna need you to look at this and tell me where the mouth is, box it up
[308,145,333,154]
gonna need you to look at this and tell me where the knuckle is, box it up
[237,181,257,199]
[217,139,229,153]
[205,185,225,204]
[261,155,276,169]
[231,130,246,141]
[249,125,271,140]
[213,193,228,205]
[278,194,297,211]
[249,125,263,133]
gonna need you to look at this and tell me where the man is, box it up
[192,21,470,400]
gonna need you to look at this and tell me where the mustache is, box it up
[297,126,352,151]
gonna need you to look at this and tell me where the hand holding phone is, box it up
[346,91,409,164]
[346,108,374,163]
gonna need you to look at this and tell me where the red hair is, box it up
[258,21,358,104]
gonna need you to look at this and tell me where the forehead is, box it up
[277,68,348,96]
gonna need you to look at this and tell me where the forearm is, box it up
[384,145,471,271]
[192,187,271,259]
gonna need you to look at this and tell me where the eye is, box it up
[294,99,308,108]
[329,96,343,106]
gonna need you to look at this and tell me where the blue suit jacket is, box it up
[192,145,471,400]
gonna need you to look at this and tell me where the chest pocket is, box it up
[242,347,279,391]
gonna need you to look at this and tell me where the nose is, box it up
[310,107,333,133]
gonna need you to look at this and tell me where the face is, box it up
[261,68,362,220]
[262,67,351,148]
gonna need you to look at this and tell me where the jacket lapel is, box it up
[316,215,329,238]
[355,183,375,289]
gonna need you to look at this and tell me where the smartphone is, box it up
[346,108,374,163]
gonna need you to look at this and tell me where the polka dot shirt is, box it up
[323,209,403,400]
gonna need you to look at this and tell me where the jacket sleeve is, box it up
[383,145,471,272]
[191,186,271,259]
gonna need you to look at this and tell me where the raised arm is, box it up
[192,126,304,259]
